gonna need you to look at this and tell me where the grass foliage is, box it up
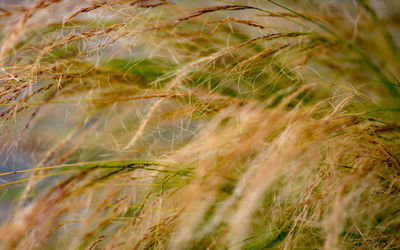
[0,0,400,249]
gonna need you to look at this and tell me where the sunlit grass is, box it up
[0,0,399,249]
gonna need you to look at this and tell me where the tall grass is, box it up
[0,0,399,249]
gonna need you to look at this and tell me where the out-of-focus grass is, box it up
[0,0,400,249]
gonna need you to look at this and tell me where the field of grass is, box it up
[0,0,400,249]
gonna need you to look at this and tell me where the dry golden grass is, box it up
[0,0,399,249]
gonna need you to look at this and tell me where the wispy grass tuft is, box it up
[0,0,400,249]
